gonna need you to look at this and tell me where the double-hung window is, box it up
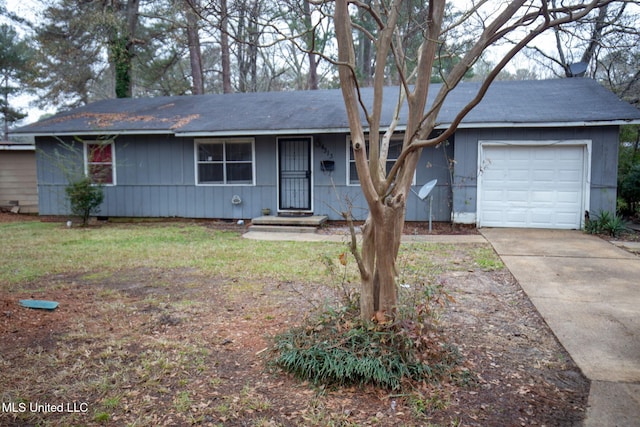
[348,136,411,185]
[85,141,115,185]
[196,138,255,185]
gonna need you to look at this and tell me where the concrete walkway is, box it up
[480,228,640,427]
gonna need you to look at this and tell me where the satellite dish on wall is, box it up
[415,179,438,233]
[418,179,438,200]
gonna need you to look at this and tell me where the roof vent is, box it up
[568,62,588,78]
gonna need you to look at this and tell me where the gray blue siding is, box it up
[36,133,452,222]
[36,125,618,224]
[311,134,453,221]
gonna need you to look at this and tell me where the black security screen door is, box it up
[278,137,311,211]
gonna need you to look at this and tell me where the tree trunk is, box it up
[352,196,407,321]
[220,0,232,93]
[236,0,260,92]
[124,0,139,97]
[357,0,373,86]
[2,76,8,141]
[110,0,139,98]
[358,216,375,319]
[110,36,132,98]
[185,0,204,95]
[302,0,318,90]
[579,3,609,74]
[369,205,404,317]
[237,3,247,92]
[248,0,260,92]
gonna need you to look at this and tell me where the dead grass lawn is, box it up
[0,218,588,426]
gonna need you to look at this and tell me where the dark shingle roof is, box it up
[14,78,640,136]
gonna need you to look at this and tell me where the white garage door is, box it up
[479,144,587,229]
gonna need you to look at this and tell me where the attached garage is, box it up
[478,141,589,229]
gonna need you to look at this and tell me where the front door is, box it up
[278,137,312,212]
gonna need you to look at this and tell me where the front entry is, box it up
[278,136,312,212]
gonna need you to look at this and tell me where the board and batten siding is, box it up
[452,126,619,226]
[311,133,452,222]
[36,133,454,222]
[36,135,277,219]
[0,148,38,212]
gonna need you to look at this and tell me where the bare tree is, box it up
[516,1,640,80]
[185,0,205,95]
[220,0,233,93]
[333,0,621,321]
[303,0,319,89]
[198,0,273,92]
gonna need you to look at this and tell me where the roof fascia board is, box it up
[17,130,173,138]
[176,128,353,137]
[177,120,639,138]
[455,120,640,128]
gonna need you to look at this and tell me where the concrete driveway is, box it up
[481,228,640,426]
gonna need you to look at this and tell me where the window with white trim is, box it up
[347,136,413,185]
[84,141,115,185]
[196,138,255,185]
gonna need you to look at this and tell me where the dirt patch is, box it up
[0,219,589,426]
[437,270,587,426]
[0,211,40,222]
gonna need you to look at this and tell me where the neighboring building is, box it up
[0,142,38,213]
[12,78,640,229]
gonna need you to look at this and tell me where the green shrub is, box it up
[619,164,640,216]
[65,177,105,226]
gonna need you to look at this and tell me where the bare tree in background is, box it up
[220,0,233,93]
[515,1,640,95]
[185,0,205,95]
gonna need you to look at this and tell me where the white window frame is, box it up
[84,140,116,186]
[195,138,256,186]
[346,135,416,186]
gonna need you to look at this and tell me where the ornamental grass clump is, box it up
[584,210,629,238]
[271,300,462,391]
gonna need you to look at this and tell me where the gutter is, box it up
[0,144,35,151]
[176,119,640,138]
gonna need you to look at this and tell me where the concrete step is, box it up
[251,215,328,227]
[248,224,319,233]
